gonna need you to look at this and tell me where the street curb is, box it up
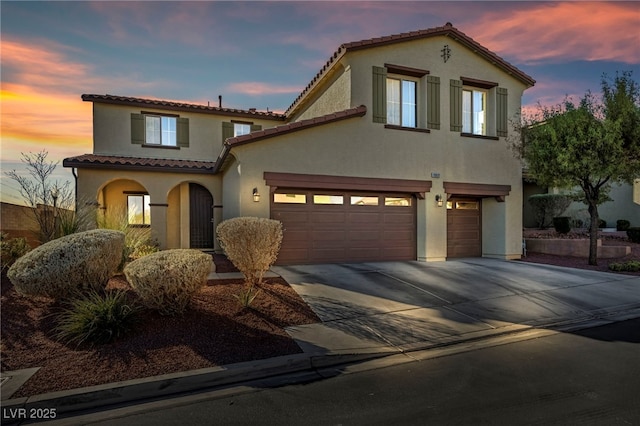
[0,352,391,419]
[3,306,640,421]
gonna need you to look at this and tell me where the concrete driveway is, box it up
[272,259,640,355]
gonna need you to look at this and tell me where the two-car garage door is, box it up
[272,190,416,264]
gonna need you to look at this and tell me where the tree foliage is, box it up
[510,71,640,265]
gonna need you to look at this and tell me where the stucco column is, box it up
[149,203,168,250]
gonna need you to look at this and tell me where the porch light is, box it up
[435,194,443,207]
[253,188,260,202]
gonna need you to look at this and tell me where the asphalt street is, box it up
[52,318,640,426]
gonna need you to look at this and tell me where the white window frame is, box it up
[462,88,487,136]
[145,115,177,146]
[386,76,418,128]
[234,123,251,137]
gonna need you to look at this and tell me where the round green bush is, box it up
[617,220,631,231]
[627,227,640,243]
[553,217,571,234]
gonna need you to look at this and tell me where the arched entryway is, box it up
[189,183,214,249]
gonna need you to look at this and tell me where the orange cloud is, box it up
[467,2,640,64]
[1,83,92,159]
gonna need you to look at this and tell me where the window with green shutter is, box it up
[223,121,262,141]
[131,113,188,147]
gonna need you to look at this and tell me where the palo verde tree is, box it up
[5,150,75,243]
[510,71,640,265]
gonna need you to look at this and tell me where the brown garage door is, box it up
[447,198,482,258]
[272,190,416,264]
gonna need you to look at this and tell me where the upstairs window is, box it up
[373,64,435,131]
[234,123,251,137]
[131,113,189,147]
[450,77,507,138]
[222,121,262,141]
[462,89,486,135]
[387,77,417,127]
[145,115,177,146]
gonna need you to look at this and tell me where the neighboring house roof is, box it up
[81,94,286,121]
[63,154,216,174]
[285,22,536,116]
[213,105,367,173]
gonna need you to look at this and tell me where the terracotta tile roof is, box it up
[213,105,367,173]
[82,94,286,121]
[63,154,216,174]
[286,23,536,116]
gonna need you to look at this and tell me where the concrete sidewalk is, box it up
[2,259,639,421]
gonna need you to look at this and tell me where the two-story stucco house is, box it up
[64,23,535,264]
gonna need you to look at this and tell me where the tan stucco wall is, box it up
[91,103,280,160]
[76,168,221,249]
[226,112,523,260]
[290,64,352,122]
[563,182,640,228]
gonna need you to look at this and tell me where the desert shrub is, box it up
[608,260,640,272]
[234,284,261,308]
[528,194,572,229]
[54,289,142,346]
[124,249,211,315]
[97,206,159,267]
[627,227,640,243]
[598,219,607,229]
[617,220,631,231]
[1,233,31,271]
[216,217,283,286]
[553,216,571,234]
[7,229,125,300]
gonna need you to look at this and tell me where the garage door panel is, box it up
[310,211,346,223]
[276,211,310,223]
[383,212,414,223]
[347,230,382,241]
[447,198,481,258]
[383,230,415,241]
[309,248,347,261]
[273,189,416,264]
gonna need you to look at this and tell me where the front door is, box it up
[189,183,213,249]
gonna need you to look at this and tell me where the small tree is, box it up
[510,71,640,265]
[5,151,75,243]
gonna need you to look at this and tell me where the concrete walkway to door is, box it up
[272,259,640,356]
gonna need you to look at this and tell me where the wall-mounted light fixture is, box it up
[435,194,443,207]
[252,188,260,202]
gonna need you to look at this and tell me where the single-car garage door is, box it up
[272,190,416,264]
[447,198,482,258]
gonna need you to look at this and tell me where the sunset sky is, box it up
[1,1,639,205]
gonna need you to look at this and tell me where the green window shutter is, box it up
[177,117,189,147]
[427,76,441,130]
[496,87,508,137]
[250,124,262,132]
[450,79,462,132]
[222,121,234,141]
[131,113,145,144]
[372,66,387,123]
